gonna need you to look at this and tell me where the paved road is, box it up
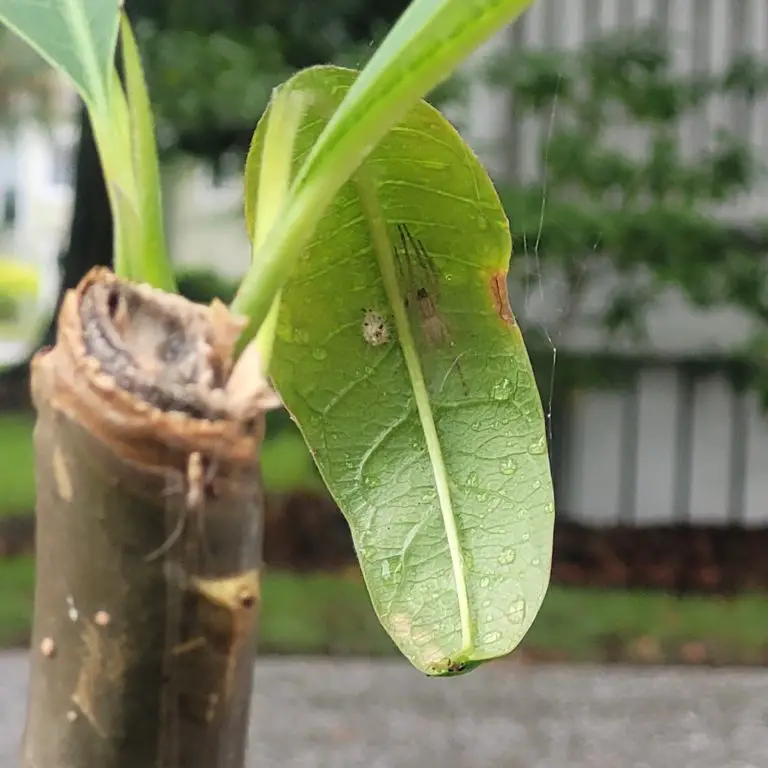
[2,654,768,767]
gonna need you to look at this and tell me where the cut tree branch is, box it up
[22,268,278,768]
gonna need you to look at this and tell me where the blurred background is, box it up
[2,0,768,700]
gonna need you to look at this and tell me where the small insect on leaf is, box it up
[361,309,391,347]
[426,657,484,677]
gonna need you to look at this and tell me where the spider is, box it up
[393,224,469,394]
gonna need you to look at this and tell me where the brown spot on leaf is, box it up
[489,272,515,327]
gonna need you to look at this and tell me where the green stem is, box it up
[86,25,176,291]
[231,0,534,344]
[119,13,177,292]
[234,89,310,360]
[292,0,535,196]
[231,152,339,345]
[89,106,133,279]
[355,171,474,658]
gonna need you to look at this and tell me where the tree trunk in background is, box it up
[0,107,111,410]
[22,268,275,768]
[47,105,114,336]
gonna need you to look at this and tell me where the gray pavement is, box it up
[2,653,768,767]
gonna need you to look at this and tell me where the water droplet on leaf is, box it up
[482,630,501,644]
[312,347,327,361]
[479,576,490,587]
[498,548,516,565]
[491,378,512,401]
[294,329,309,344]
[500,457,518,475]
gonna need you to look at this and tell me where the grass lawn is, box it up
[3,556,768,664]
[0,413,36,515]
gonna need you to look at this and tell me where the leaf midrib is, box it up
[0,0,110,110]
[61,0,108,109]
[355,170,473,661]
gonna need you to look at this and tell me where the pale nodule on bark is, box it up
[23,268,278,768]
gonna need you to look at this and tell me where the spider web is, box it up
[520,75,562,456]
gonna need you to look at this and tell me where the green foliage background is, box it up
[485,25,768,400]
[156,21,768,402]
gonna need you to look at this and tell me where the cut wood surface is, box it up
[23,268,276,768]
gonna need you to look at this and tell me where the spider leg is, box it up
[423,246,441,292]
[401,224,442,300]
[414,232,439,286]
[395,224,420,307]
[454,358,470,395]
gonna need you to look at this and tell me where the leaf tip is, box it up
[424,657,486,678]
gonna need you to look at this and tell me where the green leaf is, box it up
[118,13,176,292]
[233,0,535,340]
[0,5,175,289]
[244,67,554,676]
[0,0,119,111]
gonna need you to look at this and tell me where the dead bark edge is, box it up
[22,268,277,768]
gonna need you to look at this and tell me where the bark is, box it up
[22,268,278,768]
